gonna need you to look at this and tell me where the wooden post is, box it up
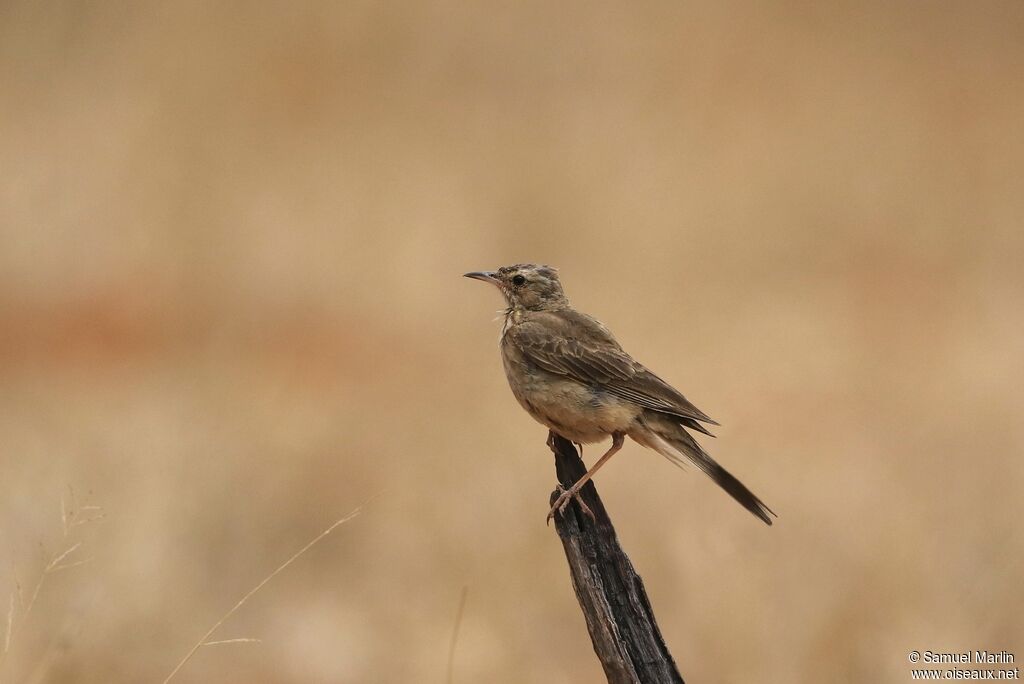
[549,432,685,684]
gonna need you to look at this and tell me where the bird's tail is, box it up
[632,411,776,525]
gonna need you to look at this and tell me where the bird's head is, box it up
[464,263,568,311]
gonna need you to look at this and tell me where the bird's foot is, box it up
[546,484,594,525]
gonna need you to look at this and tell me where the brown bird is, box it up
[465,263,774,525]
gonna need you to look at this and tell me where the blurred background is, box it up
[2,1,1022,682]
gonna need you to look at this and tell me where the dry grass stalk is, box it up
[0,491,101,681]
[446,586,469,684]
[161,500,370,684]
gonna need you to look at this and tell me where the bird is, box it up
[465,263,775,525]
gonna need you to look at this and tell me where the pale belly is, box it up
[502,350,641,444]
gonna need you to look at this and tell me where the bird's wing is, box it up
[606,368,718,427]
[505,313,635,383]
[507,311,719,427]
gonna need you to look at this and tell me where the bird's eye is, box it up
[511,274,526,286]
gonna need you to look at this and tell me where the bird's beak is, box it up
[463,271,500,285]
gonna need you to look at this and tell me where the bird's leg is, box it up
[546,433,592,518]
[547,432,624,524]
[546,432,583,459]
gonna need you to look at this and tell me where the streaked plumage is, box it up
[466,263,775,525]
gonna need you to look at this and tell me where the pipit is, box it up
[465,263,775,525]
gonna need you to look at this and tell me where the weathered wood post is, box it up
[549,432,685,684]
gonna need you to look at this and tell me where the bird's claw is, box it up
[546,484,595,525]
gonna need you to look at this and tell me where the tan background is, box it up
[2,2,1022,682]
